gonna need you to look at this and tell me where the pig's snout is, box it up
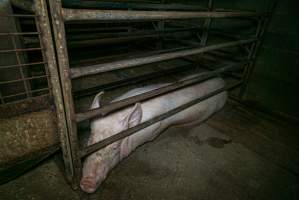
[80,177,97,193]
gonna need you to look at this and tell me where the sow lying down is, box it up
[80,77,227,193]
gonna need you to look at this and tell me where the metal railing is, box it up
[0,13,49,105]
[46,0,274,189]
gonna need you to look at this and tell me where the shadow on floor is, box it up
[0,103,298,200]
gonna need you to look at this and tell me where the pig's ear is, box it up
[91,91,104,109]
[121,103,143,128]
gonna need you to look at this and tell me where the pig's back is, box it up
[112,77,226,123]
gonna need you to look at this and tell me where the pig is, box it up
[80,76,227,193]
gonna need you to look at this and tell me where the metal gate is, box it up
[44,0,276,189]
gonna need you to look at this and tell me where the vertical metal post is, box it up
[33,0,75,184]
[238,1,277,99]
[238,18,263,98]
[200,0,213,46]
[34,15,52,96]
[47,0,82,189]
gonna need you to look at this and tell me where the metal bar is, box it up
[34,0,74,184]
[0,32,40,36]
[0,14,37,18]
[62,1,206,11]
[2,87,49,99]
[62,9,260,22]
[81,80,242,157]
[68,26,199,40]
[0,47,42,54]
[10,35,31,97]
[73,63,195,99]
[66,26,132,33]
[48,0,82,188]
[67,27,200,48]
[1,94,50,107]
[0,61,46,69]
[34,12,52,97]
[238,1,278,99]
[200,0,213,46]
[71,38,257,79]
[76,62,246,123]
[0,74,48,85]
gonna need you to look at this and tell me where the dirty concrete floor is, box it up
[0,103,298,200]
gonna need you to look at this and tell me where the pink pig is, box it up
[80,77,227,193]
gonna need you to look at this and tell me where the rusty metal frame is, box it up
[46,0,272,190]
[76,61,248,123]
[33,0,73,183]
[47,0,82,189]
[71,38,256,79]
[0,5,47,105]
[62,9,261,21]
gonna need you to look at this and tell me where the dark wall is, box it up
[244,0,299,119]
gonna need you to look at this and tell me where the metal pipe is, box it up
[238,1,278,99]
[21,27,199,47]
[34,0,74,184]
[62,9,260,22]
[2,87,49,99]
[200,0,213,46]
[0,32,39,36]
[0,47,42,54]
[0,14,36,18]
[73,63,195,99]
[0,74,48,85]
[71,38,257,79]
[62,1,206,11]
[0,61,46,70]
[81,80,242,157]
[48,0,82,188]
[76,62,246,122]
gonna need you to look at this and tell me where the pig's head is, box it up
[80,92,142,193]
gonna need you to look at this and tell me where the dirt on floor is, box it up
[0,103,298,200]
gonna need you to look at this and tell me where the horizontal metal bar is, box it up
[0,47,42,54]
[73,63,195,99]
[66,26,132,33]
[0,32,40,36]
[0,14,37,18]
[62,9,260,22]
[2,88,50,100]
[76,62,247,122]
[81,80,242,157]
[67,27,199,48]
[63,1,206,11]
[71,38,257,79]
[0,61,46,69]
[0,74,48,85]
[65,30,184,43]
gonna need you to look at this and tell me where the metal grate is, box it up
[0,14,51,105]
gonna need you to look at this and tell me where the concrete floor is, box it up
[0,102,298,200]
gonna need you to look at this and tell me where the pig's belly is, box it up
[164,92,226,127]
[128,92,226,153]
